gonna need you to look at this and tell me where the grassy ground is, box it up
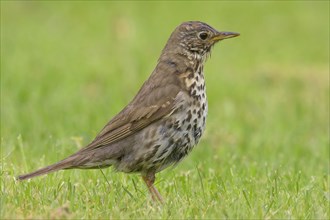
[1,1,329,219]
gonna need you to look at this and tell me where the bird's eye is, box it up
[198,32,208,40]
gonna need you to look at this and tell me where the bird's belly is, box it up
[143,96,208,172]
[116,90,208,174]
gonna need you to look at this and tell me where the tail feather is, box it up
[17,157,74,181]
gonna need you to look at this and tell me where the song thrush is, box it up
[17,21,239,202]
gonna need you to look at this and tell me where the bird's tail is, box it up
[17,156,75,181]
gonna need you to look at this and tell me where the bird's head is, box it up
[163,21,239,62]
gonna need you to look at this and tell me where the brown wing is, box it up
[79,61,188,152]
[88,101,175,149]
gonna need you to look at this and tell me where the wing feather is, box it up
[77,60,190,152]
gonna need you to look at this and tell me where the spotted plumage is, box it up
[17,21,239,202]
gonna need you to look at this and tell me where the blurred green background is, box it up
[1,1,329,219]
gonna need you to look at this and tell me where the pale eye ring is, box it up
[198,32,209,40]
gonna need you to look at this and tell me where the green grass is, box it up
[1,1,329,219]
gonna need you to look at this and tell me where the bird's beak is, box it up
[212,31,240,41]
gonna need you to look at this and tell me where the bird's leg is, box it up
[142,173,163,203]
[142,175,157,201]
[150,184,163,203]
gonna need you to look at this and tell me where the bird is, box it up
[17,21,239,202]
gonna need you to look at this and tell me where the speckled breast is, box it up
[144,64,208,172]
